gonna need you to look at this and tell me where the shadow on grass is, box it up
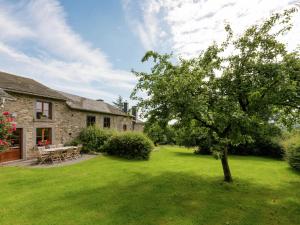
[22,172,300,225]
[173,150,286,163]
[102,154,151,163]
[172,151,204,158]
[286,167,300,176]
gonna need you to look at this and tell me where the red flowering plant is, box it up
[0,111,16,152]
[37,140,51,146]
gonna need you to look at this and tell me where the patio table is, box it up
[43,146,76,152]
[42,146,77,163]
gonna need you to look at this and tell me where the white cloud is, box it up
[122,0,169,51]
[0,0,135,102]
[124,0,300,58]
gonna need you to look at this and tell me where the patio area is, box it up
[0,153,98,168]
[36,145,83,164]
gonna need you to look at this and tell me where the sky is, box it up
[0,0,299,104]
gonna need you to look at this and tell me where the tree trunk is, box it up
[220,146,233,182]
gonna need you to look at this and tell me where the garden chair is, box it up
[65,148,74,159]
[72,145,82,159]
[37,146,49,164]
[62,148,73,161]
[49,150,62,163]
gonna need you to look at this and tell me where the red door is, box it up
[0,128,22,163]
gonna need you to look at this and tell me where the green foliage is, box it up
[144,121,165,145]
[229,125,284,158]
[194,146,212,155]
[174,122,201,147]
[144,120,175,145]
[280,130,300,150]
[177,121,284,158]
[131,9,300,181]
[281,130,300,170]
[104,132,154,160]
[229,139,284,158]
[64,137,82,147]
[0,111,16,152]
[79,126,115,152]
[286,143,300,171]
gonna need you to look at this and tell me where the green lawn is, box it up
[0,146,299,225]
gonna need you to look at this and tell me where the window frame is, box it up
[103,117,111,128]
[86,115,96,127]
[36,128,52,146]
[36,100,52,120]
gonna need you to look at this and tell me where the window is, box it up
[87,116,96,127]
[103,117,111,128]
[36,101,52,119]
[123,124,127,131]
[36,128,52,146]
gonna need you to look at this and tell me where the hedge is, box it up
[286,143,300,171]
[194,138,284,159]
[103,132,154,160]
[79,126,115,152]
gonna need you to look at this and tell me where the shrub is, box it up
[0,111,16,152]
[194,146,211,155]
[144,121,175,145]
[286,143,300,171]
[64,137,82,147]
[280,130,300,150]
[281,130,300,171]
[79,126,115,152]
[103,132,154,160]
[229,138,284,159]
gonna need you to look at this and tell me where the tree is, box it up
[131,9,300,182]
[113,95,125,110]
[144,120,166,145]
[144,119,176,145]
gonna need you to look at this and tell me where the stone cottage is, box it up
[0,71,144,163]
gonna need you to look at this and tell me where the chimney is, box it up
[131,106,137,120]
[123,101,128,113]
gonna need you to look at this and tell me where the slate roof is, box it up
[58,91,131,117]
[0,71,131,117]
[0,71,66,100]
[0,88,15,100]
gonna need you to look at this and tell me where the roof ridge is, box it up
[0,70,36,81]
[0,71,66,100]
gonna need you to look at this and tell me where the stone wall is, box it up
[1,92,136,160]
[133,122,144,132]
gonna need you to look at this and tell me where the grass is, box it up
[0,145,299,225]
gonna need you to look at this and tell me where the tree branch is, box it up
[192,112,220,134]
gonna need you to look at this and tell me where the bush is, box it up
[286,143,300,171]
[193,136,284,158]
[103,132,154,160]
[281,130,300,171]
[229,138,284,159]
[64,137,82,147]
[144,121,175,145]
[194,146,211,155]
[79,126,115,152]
